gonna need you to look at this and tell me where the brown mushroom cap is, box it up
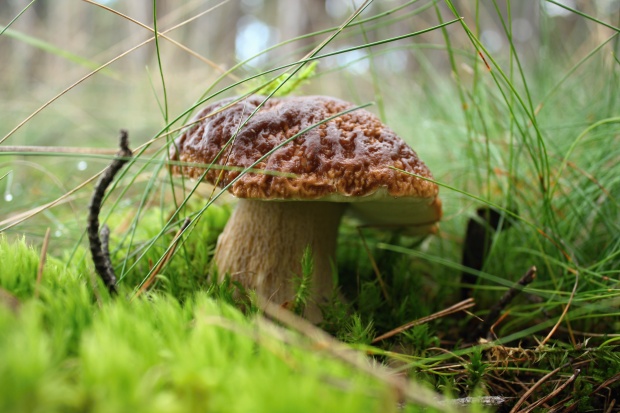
[171,95,441,228]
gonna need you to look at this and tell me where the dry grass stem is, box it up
[0,176,93,231]
[357,226,392,305]
[372,298,476,344]
[472,266,537,341]
[604,398,616,413]
[509,363,570,413]
[0,0,231,145]
[538,269,579,349]
[132,217,192,300]
[517,368,580,413]
[34,227,51,299]
[0,146,120,155]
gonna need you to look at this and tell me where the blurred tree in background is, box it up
[3,0,616,85]
[0,0,617,147]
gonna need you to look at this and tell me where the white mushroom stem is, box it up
[213,199,346,321]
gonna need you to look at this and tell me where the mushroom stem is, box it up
[213,199,346,321]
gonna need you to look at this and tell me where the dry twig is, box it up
[357,226,392,306]
[538,267,579,349]
[509,362,570,413]
[372,298,476,344]
[471,266,537,341]
[87,130,132,295]
[517,368,580,413]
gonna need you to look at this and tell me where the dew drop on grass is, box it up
[54,229,63,238]
[4,193,13,202]
[77,161,88,171]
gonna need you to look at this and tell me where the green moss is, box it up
[106,202,231,300]
[0,236,421,413]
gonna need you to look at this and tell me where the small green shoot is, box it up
[245,61,319,97]
[402,324,440,358]
[463,347,489,396]
[292,245,314,316]
[337,313,376,345]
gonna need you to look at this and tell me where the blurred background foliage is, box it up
[2,0,617,145]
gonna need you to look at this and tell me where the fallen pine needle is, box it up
[509,362,570,413]
[372,298,476,344]
[518,368,580,413]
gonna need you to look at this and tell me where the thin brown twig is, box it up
[557,328,620,338]
[132,217,192,300]
[518,368,580,413]
[547,396,574,413]
[509,362,570,413]
[488,310,511,340]
[371,298,476,344]
[34,227,51,299]
[589,372,620,400]
[471,266,537,341]
[604,398,616,413]
[538,268,579,349]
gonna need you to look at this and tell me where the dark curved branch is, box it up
[87,130,132,295]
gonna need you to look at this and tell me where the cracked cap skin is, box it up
[170,95,442,229]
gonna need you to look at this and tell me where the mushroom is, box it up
[170,95,441,320]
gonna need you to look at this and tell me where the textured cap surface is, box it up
[171,95,439,208]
